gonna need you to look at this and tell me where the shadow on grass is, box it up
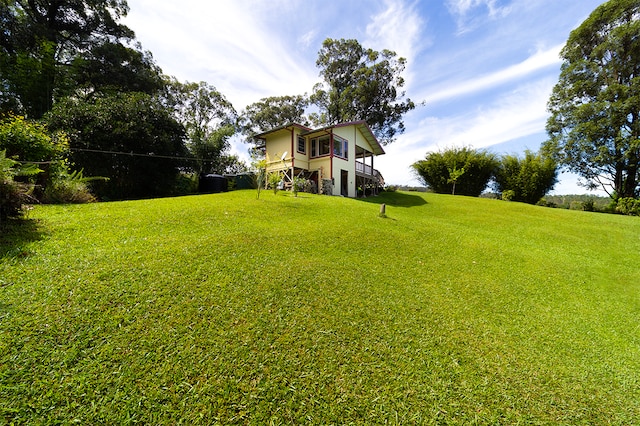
[0,217,44,260]
[357,191,427,208]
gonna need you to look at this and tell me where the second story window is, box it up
[311,135,331,158]
[333,136,348,159]
[297,136,306,154]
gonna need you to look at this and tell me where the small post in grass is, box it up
[379,203,386,218]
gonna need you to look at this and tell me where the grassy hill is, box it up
[1,190,639,424]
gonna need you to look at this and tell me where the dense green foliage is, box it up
[494,150,558,204]
[0,114,75,199]
[1,1,244,201]
[46,93,188,200]
[0,0,137,118]
[0,115,68,168]
[311,38,415,145]
[615,197,640,215]
[238,95,310,140]
[2,190,639,424]
[0,149,40,220]
[163,79,244,174]
[544,0,640,199]
[412,147,498,196]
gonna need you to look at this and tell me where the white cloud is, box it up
[298,29,319,49]
[124,0,318,109]
[422,44,562,104]
[376,77,555,186]
[446,0,512,33]
[365,0,425,60]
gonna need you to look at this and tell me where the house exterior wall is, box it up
[292,128,310,170]
[332,126,376,197]
[265,130,292,173]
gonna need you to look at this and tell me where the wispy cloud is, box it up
[377,78,555,185]
[364,0,425,92]
[447,0,512,34]
[125,0,318,108]
[298,29,319,49]
[365,0,425,60]
[423,44,562,104]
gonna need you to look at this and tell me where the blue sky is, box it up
[123,0,606,194]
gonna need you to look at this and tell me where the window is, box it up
[297,136,306,154]
[333,136,348,159]
[311,135,331,158]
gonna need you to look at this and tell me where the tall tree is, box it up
[238,95,310,139]
[544,0,640,199]
[162,79,239,174]
[311,38,415,145]
[0,0,139,117]
[68,41,164,96]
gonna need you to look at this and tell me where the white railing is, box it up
[356,161,384,186]
[356,161,373,175]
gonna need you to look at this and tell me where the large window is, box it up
[310,135,348,159]
[333,136,348,159]
[311,135,331,158]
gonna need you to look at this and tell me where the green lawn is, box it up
[1,190,639,424]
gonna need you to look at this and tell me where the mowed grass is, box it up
[1,190,640,424]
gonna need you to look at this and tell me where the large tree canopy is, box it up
[238,95,310,139]
[544,0,640,199]
[163,78,242,174]
[46,92,188,200]
[311,38,415,145]
[0,0,160,118]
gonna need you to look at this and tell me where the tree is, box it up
[447,166,465,195]
[412,147,497,196]
[163,79,238,174]
[494,150,558,204]
[46,92,189,200]
[68,41,164,97]
[311,38,415,145]
[0,0,141,118]
[238,95,310,140]
[544,0,640,199]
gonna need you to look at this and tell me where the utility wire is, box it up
[20,148,228,165]
[70,147,201,161]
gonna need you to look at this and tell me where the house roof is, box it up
[256,120,385,156]
[314,120,385,156]
[254,123,312,140]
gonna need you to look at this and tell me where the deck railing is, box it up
[356,161,384,186]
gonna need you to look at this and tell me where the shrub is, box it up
[292,176,305,197]
[502,190,515,201]
[615,197,640,216]
[42,169,99,204]
[0,115,68,165]
[0,150,40,221]
[0,114,69,198]
[412,147,498,196]
[268,172,282,194]
[581,199,595,212]
[494,150,558,204]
